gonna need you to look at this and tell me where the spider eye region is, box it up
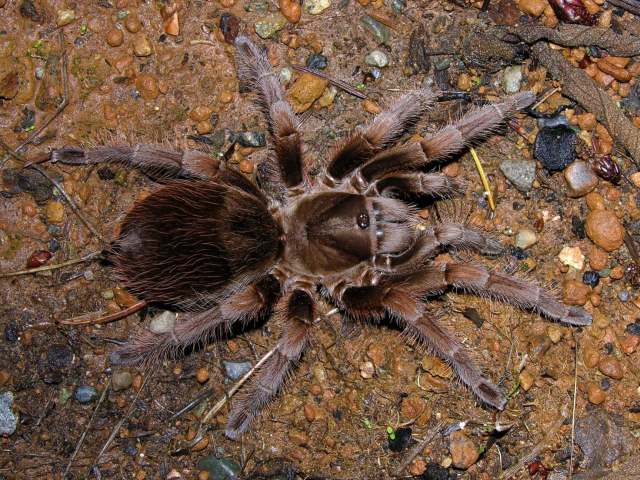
[357,212,370,229]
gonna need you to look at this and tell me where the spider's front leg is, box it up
[51,144,219,180]
[330,277,507,409]
[225,288,314,439]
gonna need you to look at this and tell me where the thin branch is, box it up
[0,252,100,278]
[60,300,147,326]
[291,65,366,99]
[63,379,110,478]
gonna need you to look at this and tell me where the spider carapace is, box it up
[51,35,591,439]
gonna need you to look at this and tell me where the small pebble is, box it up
[547,325,563,343]
[563,280,589,306]
[582,270,600,287]
[106,28,124,47]
[389,427,412,452]
[112,371,133,391]
[564,161,598,197]
[197,457,240,479]
[287,73,328,112]
[149,311,176,334]
[196,367,210,384]
[499,159,536,191]
[502,65,522,93]
[558,246,585,270]
[124,14,142,33]
[0,392,17,436]
[26,250,52,268]
[135,74,159,100]
[45,201,64,223]
[360,15,389,44]
[408,459,427,476]
[582,344,600,368]
[133,34,152,56]
[307,53,327,70]
[515,229,538,249]
[519,370,534,391]
[518,0,547,16]
[598,357,623,380]
[288,429,309,446]
[254,13,287,39]
[233,131,266,148]
[56,9,75,27]
[585,209,624,252]
[304,0,331,14]
[457,73,472,91]
[587,382,606,404]
[365,50,389,68]
[449,431,479,469]
[74,385,98,404]
[363,99,381,114]
[223,360,252,380]
[360,361,375,378]
[618,290,630,302]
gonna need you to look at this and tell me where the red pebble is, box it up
[26,250,52,268]
[547,0,596,25]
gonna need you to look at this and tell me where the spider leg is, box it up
[420,92,535,162]
[325,89,436,182]
[225,289,314,439]
[50,145,218,180]
[368,172,465,198]
[331,280,505,409]
[109,275,280,365]
[350,92,535,189]
[422,262,592,326]
[235,36,304,189]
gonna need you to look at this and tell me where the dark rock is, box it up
[388,427,412,452]
[74,385,98,404]
[625,321,640,336]
[534,125,577,171]
[47,344,73,370]
[19,0,45,22]
[232,131,266,148]
[4,319,18,343]
[571,215,586,239]
[406,24,431,75]
[575,411,634,472]
[421,462,450,480]
[582,270,600,287]
[306,53,328,70]
[220,13,240,44]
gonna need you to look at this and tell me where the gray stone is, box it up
[515,228,538,249]
[0,392,17,436]
[502,66,522,94]
[499,159,536,192]
[365,50,389,68]
[564,161,598,198]
[149,311,176,334]
[360,16,389,44]
[112,371,133,391]
[254,13,286,39]
[74,385,98,404]
[223,360,252,381]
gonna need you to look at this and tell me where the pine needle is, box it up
[469,147,496,211]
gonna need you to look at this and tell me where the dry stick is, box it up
[291,65,366,99]
[394,421,444,476]
[569,337,579,480]
[500,415,566,480]
[172,346,278,454]
[0,31,70,169]
[0,251,100,278]
[63,379,111,478]
[60,300,147,326]
[90,372,149,475]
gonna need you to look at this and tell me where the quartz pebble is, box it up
[360,16,389,44]
[515,229,537,249]
[0,392,17,436]
[135,74,159,100]
[502,65,522,93]
[519,370,534,391]
[449,431,479,470]
[196,367,209,384]
[359,361,374,378]
[56,9,75,27]
[149,311,176,334]
[564,161,598,197]
[365,50,389,68]
[585,209,624,252]
[558,246,585,270]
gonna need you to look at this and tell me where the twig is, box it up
[63,379,110,478]
[89,372,149,474]
[530,87,561,112]
[0,30,69,169]
[394,421,444,476]
[500,415,566,479]
[190,39,217,47]
[172,346,278,454]
[291,65,366,99]
[469,147,496,211]
[60,300,147,326]
[569,337,578,480]
[0,252,100,278]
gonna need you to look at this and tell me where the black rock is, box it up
[388,427,412,452]
[625,321,640,336]
[421,463,450,480]
[571,215,586,239]
[582,270,600,287]
[47,344,73,370]
[534,125,577,171]
[306,53,328,70]
[4,320,18,343]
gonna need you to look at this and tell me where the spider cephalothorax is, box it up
[51,35,591,439]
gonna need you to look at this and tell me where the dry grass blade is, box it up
[469,147,496,211]
[60,300,147,326]
[0,252,100,278]
[569,337,578,479]
[291,65,366,99]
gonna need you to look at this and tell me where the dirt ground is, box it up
[1,0,640,479]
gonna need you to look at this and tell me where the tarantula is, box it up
[50,35,591,439]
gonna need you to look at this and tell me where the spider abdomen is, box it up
[112,176,282,310]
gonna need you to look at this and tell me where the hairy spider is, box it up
[51,36,591,439]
